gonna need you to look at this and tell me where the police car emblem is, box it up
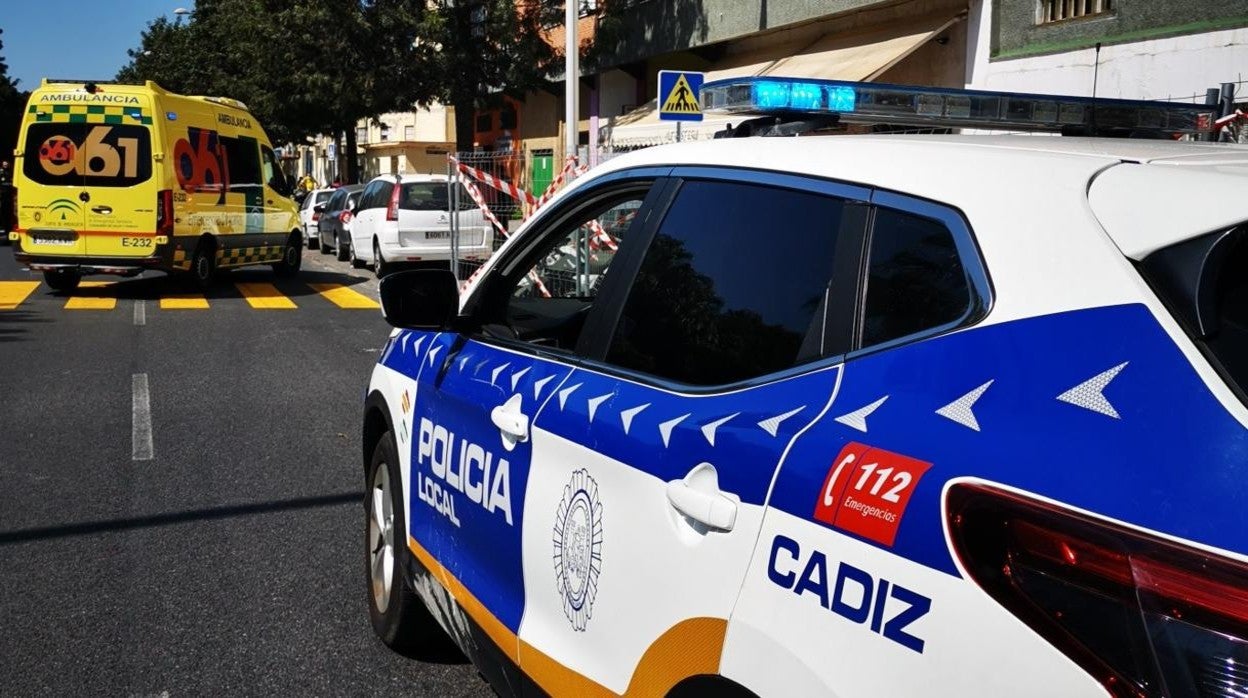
[553,469,602,631]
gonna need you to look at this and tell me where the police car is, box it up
[360,77,1248,697]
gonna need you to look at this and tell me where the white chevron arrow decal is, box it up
[558,383,581,410]
[400,332,411,353]
[411,335,426,355]
[510,366,531,391]
[490,363,510,386]
[834,396,888,433]
[658,414,691,448]
[426,345,442,366]
[701,413,740,447]
[533,375,554,400]
[620,403,650,434]
[458,355,471,373]
[1057,362,1128,418]
[936,380,993,431]
[758,406,804,437]
[587,394,612,423]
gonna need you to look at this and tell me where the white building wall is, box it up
[966,0,1248,102]
[599,70,639,119]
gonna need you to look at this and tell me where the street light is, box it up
[173,7,192,15]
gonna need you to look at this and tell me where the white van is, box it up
[349,174,489,277]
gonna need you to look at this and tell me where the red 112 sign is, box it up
[814,442,932,547]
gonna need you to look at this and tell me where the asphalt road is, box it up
[0,245,490,696]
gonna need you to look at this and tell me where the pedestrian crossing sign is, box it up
[658,70,704,122]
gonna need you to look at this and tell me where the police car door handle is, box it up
[666,463,738,532]
[490,394,529,450]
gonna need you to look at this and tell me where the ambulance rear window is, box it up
[22,122,152,187]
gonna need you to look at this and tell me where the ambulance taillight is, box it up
[157,189,174,237]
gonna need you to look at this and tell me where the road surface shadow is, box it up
[44,267,374,301]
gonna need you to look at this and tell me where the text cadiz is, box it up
[768,534,930,653]
[417,418,514,526]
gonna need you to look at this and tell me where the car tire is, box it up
[366,431,436,650]
[273,232,302,277]
[190,242,215,290]
[336,233,350,262]
[43,268,81,292]
[349,241,365,269]
[307,233,317,250]
[319,232,332,255]
[374,239,386,279]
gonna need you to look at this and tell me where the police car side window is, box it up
[860,207,971,348]
[490,194,645,352]
[605,180,845,387]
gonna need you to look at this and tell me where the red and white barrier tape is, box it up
[529,156,579,216]
[452,158,538,207]
[452,162,550,298]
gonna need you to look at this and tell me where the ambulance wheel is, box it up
[274,233,302,277]
[43,269,81,293]
[190,243,215,290]
[366,431,437,651]
[349,241,365,269]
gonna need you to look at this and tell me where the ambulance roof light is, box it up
[701,76,1215,137]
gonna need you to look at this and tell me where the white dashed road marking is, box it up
[132,373,153,461]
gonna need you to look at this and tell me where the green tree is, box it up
[115,0,434,183]
[0,27,28,167]
[416,0,560,148]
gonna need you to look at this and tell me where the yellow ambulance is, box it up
[9,79,302,291]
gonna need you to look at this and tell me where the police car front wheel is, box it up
[366,431,438,650]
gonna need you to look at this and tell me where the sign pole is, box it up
[564,2,578,163]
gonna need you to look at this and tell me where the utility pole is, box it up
[564,0,578,162]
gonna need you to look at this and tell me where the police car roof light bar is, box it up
[701,76,1216,137]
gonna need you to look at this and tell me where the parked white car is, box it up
[298,188,335,249]
[350,174,490,277]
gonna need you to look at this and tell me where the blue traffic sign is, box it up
[658,70,704,122]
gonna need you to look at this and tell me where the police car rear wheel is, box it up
[366,432,429,649]
[43,269,81,293]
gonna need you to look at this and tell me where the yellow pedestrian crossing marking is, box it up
[236,282,298,309]
[0,280,380,311]
[64,282,117,310]
[0,281,40,310]
[309,283,380,309]
[161,295,210,309]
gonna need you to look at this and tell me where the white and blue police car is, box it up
[360,76,1248,697]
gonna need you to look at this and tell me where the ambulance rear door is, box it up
[79,95,160,259]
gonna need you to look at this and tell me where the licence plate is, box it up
[33,233,77,246]
[425,230,450,240]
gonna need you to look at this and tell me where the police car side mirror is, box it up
[379,269,459,330]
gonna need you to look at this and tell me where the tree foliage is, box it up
[0,27,28,165]
[116,1,562,170]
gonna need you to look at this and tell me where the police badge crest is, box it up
[553,469,602,631]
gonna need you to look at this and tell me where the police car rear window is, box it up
[23,122,152,187]
[1142,227,1248,403]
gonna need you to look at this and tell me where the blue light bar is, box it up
[700,76,1215,136]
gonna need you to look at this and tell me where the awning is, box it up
[600,13,962,150]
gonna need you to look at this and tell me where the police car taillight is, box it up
[701,77,1216,137]
[156,189,173,237]
[948,483,1248,698]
